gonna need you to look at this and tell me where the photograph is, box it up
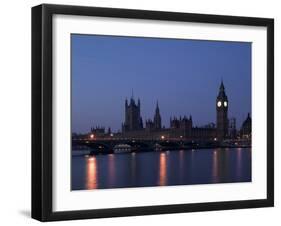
[71,34,252,191]
[30,3,274,221]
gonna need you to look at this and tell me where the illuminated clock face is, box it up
[217,101,222,107]
[224,101,228,107]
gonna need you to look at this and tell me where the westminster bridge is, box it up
[72,137,251,154]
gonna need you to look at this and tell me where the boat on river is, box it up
[113,144,132,153]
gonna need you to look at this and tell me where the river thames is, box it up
[71,148,251,190]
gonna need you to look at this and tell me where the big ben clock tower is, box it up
[216,81,228,141]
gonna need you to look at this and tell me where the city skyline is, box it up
[72,34,251,133]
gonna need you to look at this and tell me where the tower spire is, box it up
[153,100,161,130]
[220,79,225,91]
[130,89,135,105]
[216,80,228,141]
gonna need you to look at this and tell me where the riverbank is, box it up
[72,144,251,156]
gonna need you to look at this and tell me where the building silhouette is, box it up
[228,118,237,139]
[90,81,251,142]
[91,126,105,136]
[216,81,229,140]
[122,96,143,132]
[120,82,230,140]
[240,113,251,139]
[153,101,162,130]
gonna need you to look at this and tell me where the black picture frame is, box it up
[32,4,274,222]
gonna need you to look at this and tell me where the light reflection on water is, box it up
[108,154,115,187]
[131,152,136,185]
[212,150,219,183]
[159,152,167,186]
[86,157,98,189]
[73,148,251,190]
[179,150,184,183]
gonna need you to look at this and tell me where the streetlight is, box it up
[90,134,94,139]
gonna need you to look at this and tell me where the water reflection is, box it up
[86,157,98,189]
[212,150,219,183]
[179,150,184,183]
[159,152,167,186]
[220,149,228,181]
[212,149,231,183]
[72,148,251,190]
[236,148,242,179]
[108,154,115,186]
[131,152,136,184]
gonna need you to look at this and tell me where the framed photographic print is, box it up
[32,4,274,221]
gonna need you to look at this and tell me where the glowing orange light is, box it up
[86,156,98,189]
[159,153,167,186]
[90,134,94,139]
[161,135,165,140]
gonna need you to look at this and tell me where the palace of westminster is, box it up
[91,81,252,141]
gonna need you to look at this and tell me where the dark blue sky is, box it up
[72,34,251,133]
